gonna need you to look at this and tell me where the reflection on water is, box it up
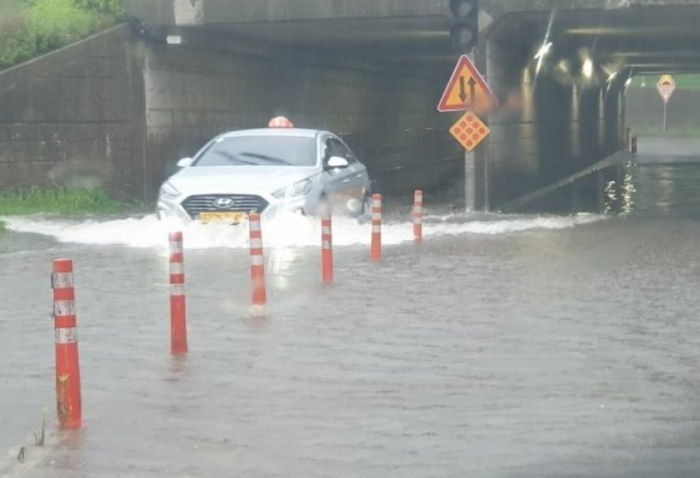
[521,157,700,219]
[629,163,700,219]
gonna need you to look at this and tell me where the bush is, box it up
[0,29,36,67]
[30,0,98,53]
[0,0,124,70]
[72,0,124,17]
[0,186,128,215]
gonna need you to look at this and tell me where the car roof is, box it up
[220,128,329,139]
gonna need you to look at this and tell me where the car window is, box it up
[194,136,317,167]
[324,137,356,163]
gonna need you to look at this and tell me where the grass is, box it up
[632,74,700,90]
[0,0,124,70]
[0,186,129,216]
[0,220,6,234]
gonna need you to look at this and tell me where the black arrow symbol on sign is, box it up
[468,77,477,105]
[459,76,467,103]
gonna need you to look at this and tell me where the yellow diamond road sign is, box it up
[450,112,490,152]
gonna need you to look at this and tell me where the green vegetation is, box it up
[0,0,124,70]
[0,220,6,234]
[632,74,700,90]
[0,186,128,215]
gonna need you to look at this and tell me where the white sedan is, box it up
[157,127,372,223]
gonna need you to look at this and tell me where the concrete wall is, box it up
[125,0,445,25]
[0,24,461,202]
[143,32,461,200]
[0,25,146,198]
[0,13,626,209]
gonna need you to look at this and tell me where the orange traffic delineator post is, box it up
[371,194,382,262]
[52,259,82,429]
[321,208,334,284]
[249,212,267,314]
[169,232,188,355]
[413,190,423,244]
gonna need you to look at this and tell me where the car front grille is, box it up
[182,194,269,218]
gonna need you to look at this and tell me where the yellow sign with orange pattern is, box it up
[449,112,490,152]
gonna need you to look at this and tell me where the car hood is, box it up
[168,166,318,195]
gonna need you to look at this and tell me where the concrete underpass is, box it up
[6,2,700,476]
[2,0,700,209]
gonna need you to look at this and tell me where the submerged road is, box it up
[2,137,700,477]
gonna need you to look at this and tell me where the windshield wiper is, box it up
[239,152,292,165]
[212,150,260,165]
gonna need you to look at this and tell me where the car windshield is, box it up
[194,136,316,167]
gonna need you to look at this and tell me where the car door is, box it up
[321,135,368,205]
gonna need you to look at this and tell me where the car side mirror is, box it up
[177,157,194,168]
[326,156,349,169]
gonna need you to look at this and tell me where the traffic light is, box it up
[449,0,479,53]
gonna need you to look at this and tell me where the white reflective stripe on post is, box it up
[54,300,76,317]
[322,226,332,235]
[322,240,332,249]
[414,217,423,225]
[170,284,185,296]
[249,221,261,232]
[52,272,74,289]
[373,199,381,207]
[372,225,381,233]
[251,255,264,266]
[169,262,184,274]
[372,213,381,221]
[169,241,183,253]
[55,327,78,344]
[250,238,263,249]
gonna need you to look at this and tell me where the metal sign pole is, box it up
[483,146,490,212]
[657,76,676,134]
[464,51,476,213]
[663,101,668,133]
[464,152,476,212]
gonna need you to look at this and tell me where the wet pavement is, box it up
[2,138,700,477]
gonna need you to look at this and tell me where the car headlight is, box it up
[272,178,313,199]
[159,181,181,200]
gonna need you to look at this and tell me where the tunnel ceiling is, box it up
[136,1,700,80]
[181,15,455,76]
[492,5,700,76]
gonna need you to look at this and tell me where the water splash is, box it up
[1,212,603,249]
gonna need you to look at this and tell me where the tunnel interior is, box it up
[139,13,465,203]
[480,3,700,209]
[128,2,700,207]
[4,1,700,211]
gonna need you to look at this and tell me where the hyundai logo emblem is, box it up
[214,197,235,209]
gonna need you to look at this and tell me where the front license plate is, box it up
[199,212,247,224]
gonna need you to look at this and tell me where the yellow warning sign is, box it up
[438,55,497,114]
[656,74,676,104]
[449,112,490,152]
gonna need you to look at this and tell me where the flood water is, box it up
[2,137,700,477]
